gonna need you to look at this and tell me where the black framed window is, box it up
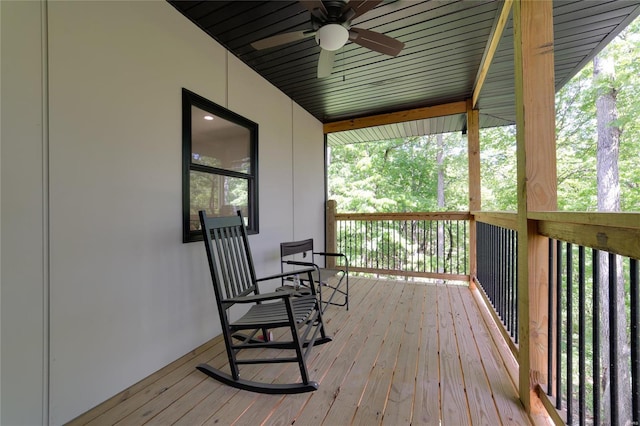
[182,88,258,242]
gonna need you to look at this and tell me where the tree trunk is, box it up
[594,53,632,425]
[436,134,445,275]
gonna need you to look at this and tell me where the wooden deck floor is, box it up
[68,278,532,425]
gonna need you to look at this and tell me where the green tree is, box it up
[328,134,468,213]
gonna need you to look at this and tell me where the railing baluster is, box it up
[503,227,508,330]
[578,245,586,426]
[429,220,433,273]
[593,249,601,425]
[464,220,468,274]
[408,219,411,274]
[510,229,515,338]
[422,220,426,273]
[491,224,496,306]
[365,220,369,269]
[631,258,639,425]
[502,227,507,333]
[567,242,573,425]
[548,238,554,396]
[448,221,453,274]
[395,219,398,272]
[556,240,563,410]
[386,220,390,272]
[409,220,417,270]
[511,229,516,339]
[436,220,440,274]
[513,230,517,336]
[456,220,460,274]
[497,227,503,319]
[493,225,497,308]
[609,252,619,426]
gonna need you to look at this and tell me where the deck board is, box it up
[438,285,471,425]
[450,286,502,425]
[351,282,413,425]
[321,279,403,425]
[67,278,533,426]
[461,287,530,426]
[380,283,421,425]
[412,284,441,424]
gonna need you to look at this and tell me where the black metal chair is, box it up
[197,211,331,394]
[280,239,349,312]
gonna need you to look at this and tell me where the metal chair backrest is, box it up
[280,238,317,278]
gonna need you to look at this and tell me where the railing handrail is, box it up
[334,211,471,221]
[474,211,640,260]
[528,211,640,230]
[472,211,517,230]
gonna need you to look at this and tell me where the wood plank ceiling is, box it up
[169,0,640,144]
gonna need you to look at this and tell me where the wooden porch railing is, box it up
[529,212,640,425]
[472,210,640,424]
[326,201,470,283]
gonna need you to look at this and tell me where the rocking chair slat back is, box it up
[204,214,257,301]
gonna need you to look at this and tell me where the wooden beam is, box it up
[326,199,337,269]
[513,0,557,415]
[467,101,481,284]
[537,221,640,260]
[472,211,518,230]
[473,0,513,108]
[348,267,469,283]
[323,101,468,134]
[527,211,640,230]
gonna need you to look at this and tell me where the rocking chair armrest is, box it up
[256,267,316,283]
[224,289,296,304]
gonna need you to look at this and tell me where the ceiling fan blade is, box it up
[342,0,383,20]
[317,48,335,78]
[299,1,328,21]
[349,27,404,56]
[251,30,315,50]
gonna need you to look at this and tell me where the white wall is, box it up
[0,1,325,424]
[1,1,48,425]
[292,104,325,252]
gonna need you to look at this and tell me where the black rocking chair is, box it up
[197,211,331,394]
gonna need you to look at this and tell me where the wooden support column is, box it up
[513,0,558,414]
[326,199,337,269]
[467,100,481,288]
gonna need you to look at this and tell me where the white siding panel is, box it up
[0,1,47,424]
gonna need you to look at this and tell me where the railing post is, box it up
[467,101,481,289]
[326,199,337,269]
[514,0,558,415]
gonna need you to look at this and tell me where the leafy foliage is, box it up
[328,134,468,212]
[328,19,640,213]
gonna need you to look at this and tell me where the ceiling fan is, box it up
[250,0,405,78]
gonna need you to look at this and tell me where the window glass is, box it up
[189,171,249,231]
[191,105,251,173]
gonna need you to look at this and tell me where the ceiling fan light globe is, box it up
[315,24,348,51]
